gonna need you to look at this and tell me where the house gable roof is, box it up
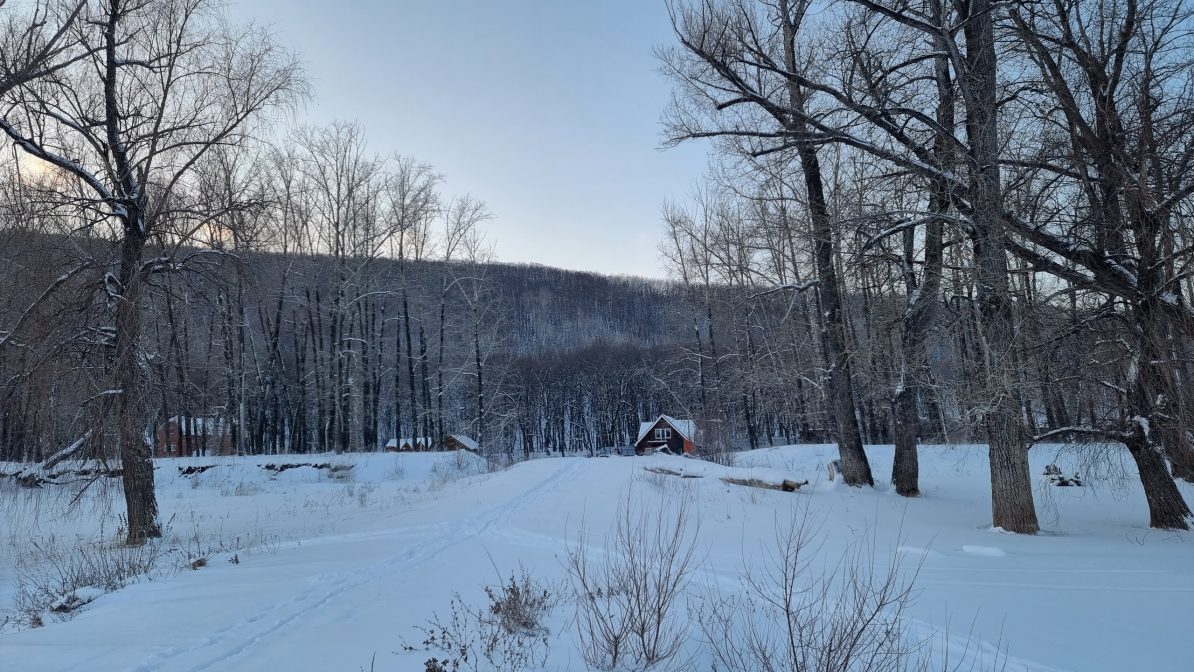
[634,415,696,446]
[448,435,479,451]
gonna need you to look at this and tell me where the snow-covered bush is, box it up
[218,480,264,497]
[429,452,486,488]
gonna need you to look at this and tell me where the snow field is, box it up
[0,444,1189,671]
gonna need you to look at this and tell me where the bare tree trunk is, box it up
[473,302,484,452]
[1128,296,1193,527]
[892,212,941,496]
[1125,425,1192,530]
[116,225,160,543]
[437,299,446,446]
[964,0,1038,533]
[402,291,418,444]
[893,7,951,496]
[778,0,872,486]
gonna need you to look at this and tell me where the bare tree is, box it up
[1003,0,1194,528]
[0,0,87,97]
[663,0,876,486]
[0,0,303,542]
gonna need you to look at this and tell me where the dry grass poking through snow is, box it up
[10,535,164,628]
[408,491,1009,672]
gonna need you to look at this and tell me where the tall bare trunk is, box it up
[893,3,951,496]
[402,291,417,444]
[779,0,872,486]
[116,226,160,543]
[892,213,942,496]
[1124,423,1192,530]
[964,0,1038,533]
[1128,295,1193,528]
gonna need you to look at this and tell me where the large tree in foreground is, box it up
[1003,0,1194,528]
[662,0,876,487]
[662,0,1040,530]
[0,0,303,543]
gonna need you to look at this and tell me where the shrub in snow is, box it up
[344,482,377,508]
[703,449,737,468]
[48,586,105,614]
[428,453,485,489]
[220,480,263,497]
[414,565,562,672]
[567,498,697,672]
[697,503,1006,672]
[327,463,355,480]
[1042,464,1083,487]
[10,534,164,628]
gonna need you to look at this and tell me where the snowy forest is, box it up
[1,1,1192,670]
[3,0,1193,534]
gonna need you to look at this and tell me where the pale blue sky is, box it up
[232,0,709,278]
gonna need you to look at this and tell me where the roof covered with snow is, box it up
[635,415,696,445]
[449,435,479,451]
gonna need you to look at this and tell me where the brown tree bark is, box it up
[964,0,1039,533]
[1124,424,1192,530]
[892,211,942,497]
[115,226,160,543]
[779,0,873,487]
[892,1,950,497]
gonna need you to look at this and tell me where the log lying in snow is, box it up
[178,464,219,476]
[41,431,93,471]
[643,466,704,479]
[262,462,355,478]
[0,431,110,487]
[2,466,122,488]
[720,476,810,492]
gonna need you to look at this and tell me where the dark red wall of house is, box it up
[155,422,233,457]
[634,418,693,455]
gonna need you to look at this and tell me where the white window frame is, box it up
[654,427,672,441]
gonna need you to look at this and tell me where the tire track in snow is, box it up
[132,457,587,672]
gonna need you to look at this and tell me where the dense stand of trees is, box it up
[1,0,1192,542]
[659,0,1194,530]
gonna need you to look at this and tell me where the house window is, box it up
[654,427,672,441]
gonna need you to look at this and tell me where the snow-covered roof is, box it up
[449,435,479,451]
[635,415,696,445]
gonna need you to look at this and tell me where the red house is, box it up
[633,415,699,456]
[155,416,233,457]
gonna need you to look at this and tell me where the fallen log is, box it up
[720,476,809,492]
[643,466,703,479]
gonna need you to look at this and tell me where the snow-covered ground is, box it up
[1,444,1191,671]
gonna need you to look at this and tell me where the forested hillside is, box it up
[0,228,691,460]
[4,222,1141,472]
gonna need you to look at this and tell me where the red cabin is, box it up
[155,416,233,457]
[633,415,699,456]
